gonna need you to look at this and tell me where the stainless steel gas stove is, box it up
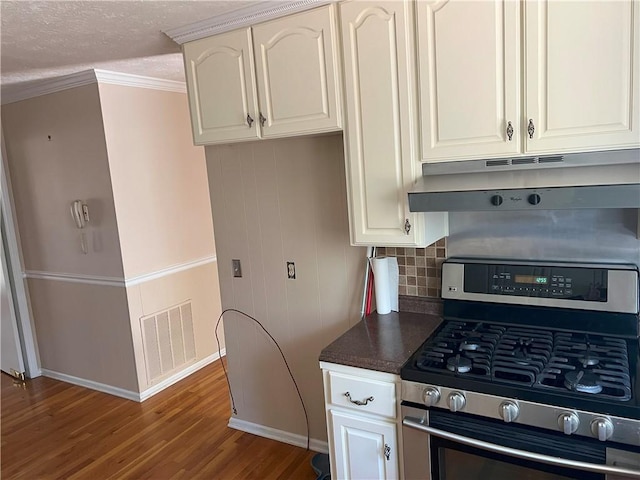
[401,259,640,479]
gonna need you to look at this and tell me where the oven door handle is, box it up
[402,418,640,478]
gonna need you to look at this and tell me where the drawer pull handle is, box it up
[344,392,374,406]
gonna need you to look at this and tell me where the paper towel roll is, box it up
[369,256,399,314]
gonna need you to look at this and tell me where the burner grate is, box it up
[412,320,633,401]
[536,332,632,401]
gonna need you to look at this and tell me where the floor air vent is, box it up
[141,301,196,383]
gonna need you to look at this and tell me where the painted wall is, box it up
[97,84,216,279]
[3,81,223,396]
[97,84,222,392]
[2,85,137,390]
[205,134,366,444]
[28,278,138,391]
[2,84,124,278]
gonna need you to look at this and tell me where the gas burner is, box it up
[513,338,534,362]
[460,337,481,351]
[578,343,600,367]
[564,370,603,394]
[447,354,472,373]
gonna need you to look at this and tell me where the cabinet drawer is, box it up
[327,371,396,418]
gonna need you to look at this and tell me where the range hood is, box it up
[408,149,640,212]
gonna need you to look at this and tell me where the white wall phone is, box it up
[70,200,90,253]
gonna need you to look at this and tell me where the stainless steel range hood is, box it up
[408,149,640,212]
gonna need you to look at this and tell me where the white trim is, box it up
[1,130,41,378]
[228,417,329,453]
[24,270,125,287]
[164,0,334,44]
[139,349,226,401]
[94,69,186,93]
[2,69,186,105]
[125,255,216,287]
[41,368,140,401]
[23,255,217,288]
[42,350,226,402]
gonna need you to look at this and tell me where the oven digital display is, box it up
[515,275,548,284]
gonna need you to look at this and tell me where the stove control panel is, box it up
[464,264,607,301]
[442,260,639,314]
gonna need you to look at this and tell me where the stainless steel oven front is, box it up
[401,403,640,480]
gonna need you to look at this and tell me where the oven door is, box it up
[402,404,640,480]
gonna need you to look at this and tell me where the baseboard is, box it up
[139,349,226,401]
[228,417,329,454]
[41,349,227,403]
[41,369,140,401]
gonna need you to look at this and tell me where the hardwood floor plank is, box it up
[1,360,318,479]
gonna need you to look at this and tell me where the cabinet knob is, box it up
[384,444,391,461]
[247,114,254,127]
[528,119,535,139]
[404,219,411,235]
[506,121,514,141]
[259,112,267,127]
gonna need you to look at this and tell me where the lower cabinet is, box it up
[330,410,399,480]
[321,362,401,480]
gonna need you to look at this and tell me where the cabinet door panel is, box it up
[525,0,640,153]
[253,6,341,138]
[341,1,431,246]
[417,0,520,161]
[330,410,398,480]
[183,29,259,145]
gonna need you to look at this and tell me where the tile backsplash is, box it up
[377,238,447,298]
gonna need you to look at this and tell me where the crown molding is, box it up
[1,70,97,105]
[164,0,334,45]
[2,69,186,105]
[94,69,186,93]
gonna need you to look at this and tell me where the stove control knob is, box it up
[490,195,503,206]
[590,418,614,441]
[447,392,466,412]
[499,401,519,423]
[422,387,441,407]
[558,412,579,435]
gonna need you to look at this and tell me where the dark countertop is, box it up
[319,297,443,374]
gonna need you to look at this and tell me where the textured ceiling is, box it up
[0,0,259,98]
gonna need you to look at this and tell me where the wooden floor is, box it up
[1,360,318,479]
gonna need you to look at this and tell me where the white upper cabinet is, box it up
[340,0,448,246]
[525,0,640,153]
[183,29,259,145]
[416,0,639,162]
[416,0,521,162]
[252,6,342,138]
[183,5,342,145]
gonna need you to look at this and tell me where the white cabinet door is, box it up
[330,410,399,480]
[183,29,259,145]
[341,1,446,246]
[252,5,342,138]
[416,0,521,162]
[525,0,640,153]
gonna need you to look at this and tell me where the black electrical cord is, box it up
[214,308,311,451]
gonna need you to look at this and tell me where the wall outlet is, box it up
[232,259,242,278]
[287,262,296,279]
